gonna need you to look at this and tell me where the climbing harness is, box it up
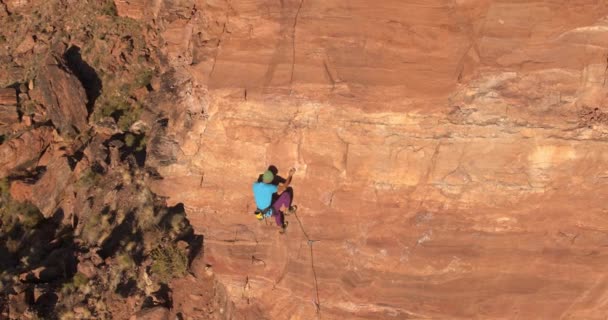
[254,207,273,221]
[254,205,297,221]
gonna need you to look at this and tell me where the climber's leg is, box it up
[272,192,291,227]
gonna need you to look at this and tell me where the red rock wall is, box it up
[144,0,608,318]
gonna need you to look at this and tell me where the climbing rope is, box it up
[292,211,321,314]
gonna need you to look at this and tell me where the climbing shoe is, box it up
[280,221,289,234]
[255,212,264,220]
[286,205,298,215]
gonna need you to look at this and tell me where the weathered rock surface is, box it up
[0,127,52,178]
[114,0,161,20]
[3,0,32,14]
[0,88,17,106]
[30,59,89,137]
[141,0,608,319]
[30,150,74,217]
[0,88,18,127]
[0,2,219,319]
[169,263,235,320]
[131,306,170,320]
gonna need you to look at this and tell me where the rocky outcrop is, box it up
[169,259,236,320]
[3,0,32,14]
[114,0,162,20]
[0,88,17,105]
[0,2,214,319]
[30,58,89,137]
[0,127,52,177]
[30,150,74,217]
[0,88,18,127]
[141,0,608,319]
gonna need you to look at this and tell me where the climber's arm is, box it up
[277,168,296,194]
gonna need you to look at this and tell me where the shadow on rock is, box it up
[99,210,143,262]
[64,45,102,115]
[158,203,204,266]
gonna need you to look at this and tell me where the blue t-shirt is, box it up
[253,182,277,210]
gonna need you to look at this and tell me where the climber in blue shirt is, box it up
[253,166,297,233]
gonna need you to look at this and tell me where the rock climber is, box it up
[252,166,297,233]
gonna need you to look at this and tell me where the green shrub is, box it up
[134,68,154,88]
[169,214,186,232]
[0,178,9,197]
[0,179,43,232]
[81,212,114,247]
[14,202,44,228]
[117,107,141,132]
[135,136,147,152]
[124,133,136,147]
[77,168,101,188]
[73,272,89,287]
[116,252,135,271]
[124,133,147,152]
[150,244,188,283]
[61,272,88,294]
[99,95,130,118]
[96,94,142,132]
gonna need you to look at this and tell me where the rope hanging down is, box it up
[292,211,321,314]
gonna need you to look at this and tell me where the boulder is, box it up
[76,260,97,279]
[30,153,73,217]
[0,127,53,178]
[0,88,17,106]
[30,59,88,137]
[0,88,18,126]
[15,36,35,55]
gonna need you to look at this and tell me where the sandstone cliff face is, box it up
[137,0,608,319]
